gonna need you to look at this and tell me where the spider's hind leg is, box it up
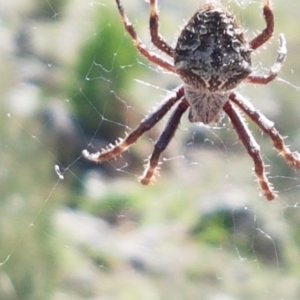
[114,0,175,72]
[149,0,174,56]
[249,0,274,50]
[247,34,287,85]
[224,100,277,200]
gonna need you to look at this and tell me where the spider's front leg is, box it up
[140,98,189,184]
[83,86,184,166]
[230,92,300,170]
[224,100,276,200]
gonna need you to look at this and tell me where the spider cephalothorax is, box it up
[83,0,300,200]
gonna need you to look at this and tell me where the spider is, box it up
[83,0,300,200]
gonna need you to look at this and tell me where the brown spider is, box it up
[83,0,300,200]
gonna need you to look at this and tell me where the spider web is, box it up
[1,0,300,299]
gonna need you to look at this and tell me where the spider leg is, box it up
[115,0,175,73]
[149,0,174,57]
[229,92,300,170]
[224,100,276,200]
[249,0,274,50]
[140,98,189,185]
[82,86,184,163]
[247,34,287,84]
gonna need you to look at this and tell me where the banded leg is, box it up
[83,86,185,163]
[149,0,174,57]
[115,0,174,72]
[249,0,274,50]
[229,92,300,169]
[224,100,276,200]
[140,98,189,184]
[247,34,287,84]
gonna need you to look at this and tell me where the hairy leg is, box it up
[115,0,174,72]
[149,0,174,56]
[229,92,300,169]
[249,0,274,50]
[224,100,276,200]
[247,34,286,84]
[140,98,189,184]
[83,86,185,163]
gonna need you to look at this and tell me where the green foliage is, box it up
[190,210,232,246]
[81,190,138,225]
[0,109,62,299]
[67,5,139,141]
[3,1,300,299]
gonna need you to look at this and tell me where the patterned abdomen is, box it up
[174,3,252,92]
[173,3,252,124]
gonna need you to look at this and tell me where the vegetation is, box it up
[1,0,300,299]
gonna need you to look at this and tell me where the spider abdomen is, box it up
[174,3,252,92]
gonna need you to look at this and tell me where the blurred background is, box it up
[1,0,300,299]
